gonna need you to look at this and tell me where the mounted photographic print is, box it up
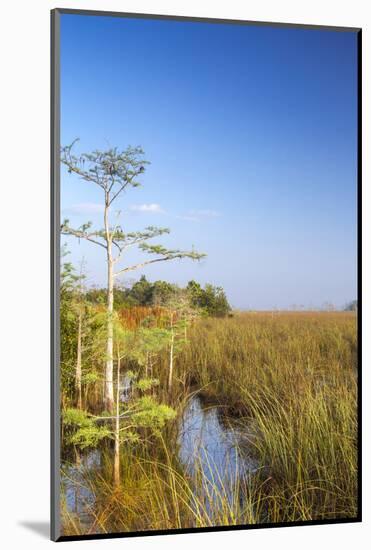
[51,9,361,542]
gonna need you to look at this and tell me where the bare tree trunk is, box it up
[84,384,89,409]
[104,198,115,412]
[149,353,154,394]
[105,256,114,411]
[149,353,153,378]
[114,354,120,487]
[168,313,175,391]
[94,381,99,407]
[76,309,83,409]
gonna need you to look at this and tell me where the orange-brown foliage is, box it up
[118,306,172,330]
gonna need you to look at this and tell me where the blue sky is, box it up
[60,14,358,310]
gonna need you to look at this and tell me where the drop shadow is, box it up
[18,521,50,539]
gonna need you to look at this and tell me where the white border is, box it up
[0,1,368,548]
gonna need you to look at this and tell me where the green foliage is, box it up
[61,309,357,533]
[130,327,170,364]
[119,430,140,444]
[136,378,160,391]
[130,275,153,305]
[61,143,205,279]
[60,252,80,400]
[62,408,111,450]
[152,280,176,305]
[63,407,91,428]
[60,250,105,407]
[187,281,231,317]
[139,242,205,262]
[82,371,101,385]
[68,425,111,449]
[84,275,231,317]
[61,141,149,191]
[131,397,177,430]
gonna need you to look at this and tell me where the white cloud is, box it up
[129,203,164,214]
[63,203,220,224]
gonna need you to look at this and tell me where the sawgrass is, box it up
[61,311,358,534]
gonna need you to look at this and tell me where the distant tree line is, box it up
[344,300,357,312]
[85,275,231,318]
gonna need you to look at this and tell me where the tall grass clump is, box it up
[61,312,358,533]
[176,312,358,521]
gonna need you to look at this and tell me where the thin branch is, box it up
[111,240,124,255]
[114,256,176,277]
[108,182,130,206]
[61,158,107,189]
[112,235,160,251]
[61,227,107,249]
[91,409,140,422]
[107,171,139,206]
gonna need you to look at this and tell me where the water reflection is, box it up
[62,395,257,531]
[61,450,100,532]
[178,396,257,514]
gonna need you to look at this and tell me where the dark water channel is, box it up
[178,396,257,518]
[62,395,257,532]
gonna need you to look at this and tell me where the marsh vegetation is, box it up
[60,306,357,535]
[59,144,358,535]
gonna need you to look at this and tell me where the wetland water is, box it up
[62,395,257,532]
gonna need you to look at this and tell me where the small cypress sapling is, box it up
[61,141,205,412]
